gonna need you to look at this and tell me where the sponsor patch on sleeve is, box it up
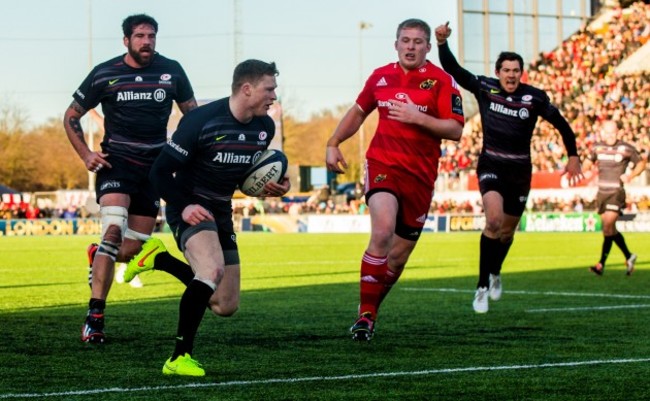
[451,93,464,116]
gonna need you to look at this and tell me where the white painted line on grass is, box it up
[2,358,649,399]
[527,304,650,313]
[402,287,650,300]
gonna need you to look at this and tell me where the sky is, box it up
[0,0,458,127]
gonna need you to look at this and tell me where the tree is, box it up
[0,106,87,191]
[35,118,88,190]
[282,105,377,184]
[0,106,34,191]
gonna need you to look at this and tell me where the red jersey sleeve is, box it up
[356,74,379,114]
[436,74,465,126]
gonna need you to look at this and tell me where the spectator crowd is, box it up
[2,3,649,221]
[439,2,650,176]
[0,201,91,220]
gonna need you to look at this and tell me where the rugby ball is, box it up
[239,149,288,197]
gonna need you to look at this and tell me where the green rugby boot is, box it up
[124,237,166,282]
[162,353,205,377]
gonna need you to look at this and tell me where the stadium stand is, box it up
[438,1,650,179]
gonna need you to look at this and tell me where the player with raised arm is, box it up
[435,22,583,313]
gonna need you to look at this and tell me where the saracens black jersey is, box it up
[589,140,642,193]
[72,53,194,165]
[438,42,577,165]
[152,97,275,211]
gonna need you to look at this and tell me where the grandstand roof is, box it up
[615,41,650,74]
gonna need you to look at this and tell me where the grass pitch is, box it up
[1,232,649,400]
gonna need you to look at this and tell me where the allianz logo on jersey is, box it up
[212,152,252,163]
[489,102,529,120]
[116,88,167,102]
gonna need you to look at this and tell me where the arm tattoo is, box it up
[69,117,84,138]
[70,100,87,115]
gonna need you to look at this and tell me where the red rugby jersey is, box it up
[356,61,464,185]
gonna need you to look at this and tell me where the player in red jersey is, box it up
[326,18,465,341]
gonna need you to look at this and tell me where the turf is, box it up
[1,232,649,400]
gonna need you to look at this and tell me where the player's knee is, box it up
[96,224,124,261]
[370,228,393,250]
[500,230,515,243]
[204,266,225,285]
[388,250,409,270]
[603,227,617,236]
[210,299,239,317]
[103,224,122,244]
[499,227,516,244]
[484,217,502,234]
[218,305,239,317]
[100,206,127,239]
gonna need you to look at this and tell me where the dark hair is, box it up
[231,60,279,92]
[495,51,524,71]
[396,18,431,43]
[122,14,158,38]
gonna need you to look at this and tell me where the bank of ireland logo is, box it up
[153,88,166,102]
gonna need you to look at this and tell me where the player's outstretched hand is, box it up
[564,155,584,187]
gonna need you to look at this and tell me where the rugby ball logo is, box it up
[239,149,288,197]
